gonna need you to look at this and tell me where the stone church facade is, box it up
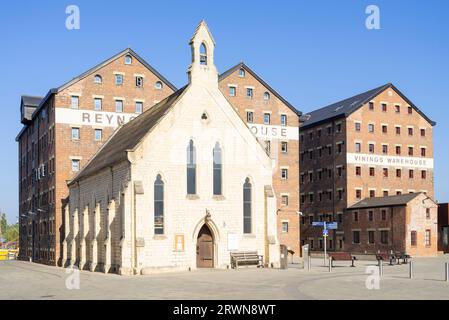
[64,21,281,275]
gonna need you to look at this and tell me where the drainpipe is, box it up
[264,189,269,266]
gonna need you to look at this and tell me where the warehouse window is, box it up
[229,86,236,97]
[94,98,102,111]
[124,55,132,65]
[239,68,245,77]
[425,230,431,246]
[115,74,123,86]
[264,113,271,125]
[94,75,102,84]
[154,174,164,235]
[71,96,79,109]
[71,127,80,140]
[282,222,289,233]
[136,76,144,88]
[368,231,375,244]
[115,100,124,113]
[94,129,102,141]
[281,142,288,153]
[422,170,427,179]
[243,178,252,234]
[246,111,253,123]
[187,140,197,195]
[213,142,222,196]
[353,231,360,244]
[421,147,426,157]
[71,159,80,172]
[155,81,163,90]
[381,230,389,244]
[135,102,143,114]
[280,114,287,126]
[411,231,417,246]
[421,129,426,137]
[246,88,253,99]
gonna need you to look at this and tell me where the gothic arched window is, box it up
[187,140,197,195]
[200,43,207,65]
[154,174,164,235]
[213,143,222,195]
[243,178,252,234]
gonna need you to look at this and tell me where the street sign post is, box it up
[312,221,338,267]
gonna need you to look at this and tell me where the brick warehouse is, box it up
[299,83,436,255]
[17,49,177,265]
[17,23,302,266]
[345,193,438,256]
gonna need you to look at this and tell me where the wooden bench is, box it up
[328,252,357,267]
[376,252,396,265]
[230,251,263,269]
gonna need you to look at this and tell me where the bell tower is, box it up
[187,20,218,87]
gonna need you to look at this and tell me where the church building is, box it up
[64,21,281,275]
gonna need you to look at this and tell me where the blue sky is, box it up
[1,0,448,223]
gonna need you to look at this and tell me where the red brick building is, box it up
[299,83,436,252]
[218,63,302,261]
[17,49,176,265]
[345,193,438,256]
[438,203,449,253]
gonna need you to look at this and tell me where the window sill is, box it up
[186,194,200,200]
[153,235,167,240]
[212,195,225,201]
[243,234,256,239]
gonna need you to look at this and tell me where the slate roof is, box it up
[301,83,436,130]
[347,193,424,210]
[69,86,187,184]
[219,62,302,117]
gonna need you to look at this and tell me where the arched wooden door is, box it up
[196,224,214,268]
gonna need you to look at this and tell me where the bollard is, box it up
[329,260,332,272]
[445,263,449,282]
[379,260,383,277]
[307,256,311,270]
[409,261,414,279]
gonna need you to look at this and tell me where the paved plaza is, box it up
[0,256,448,300]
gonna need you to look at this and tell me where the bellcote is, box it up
[187,20,218,87]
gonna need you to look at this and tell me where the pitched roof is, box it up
[347,193,424,210]
[69,86,187,184]
[190,20,216,45]
[301,83,436,129]
[22,48,177,125]
[56,48,177,93]
[219,62,302,117]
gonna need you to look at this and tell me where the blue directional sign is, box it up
[323,229,329,237]
[326,222,338,230]
[312,222,325,227]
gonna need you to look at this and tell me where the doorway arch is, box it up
[196,224,214,268]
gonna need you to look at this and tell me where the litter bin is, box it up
[280,245,288,269]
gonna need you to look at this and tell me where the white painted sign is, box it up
[55,108,138,127]
[247,124,299,141]
[227,233,239,251]
[347,153,434,169]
